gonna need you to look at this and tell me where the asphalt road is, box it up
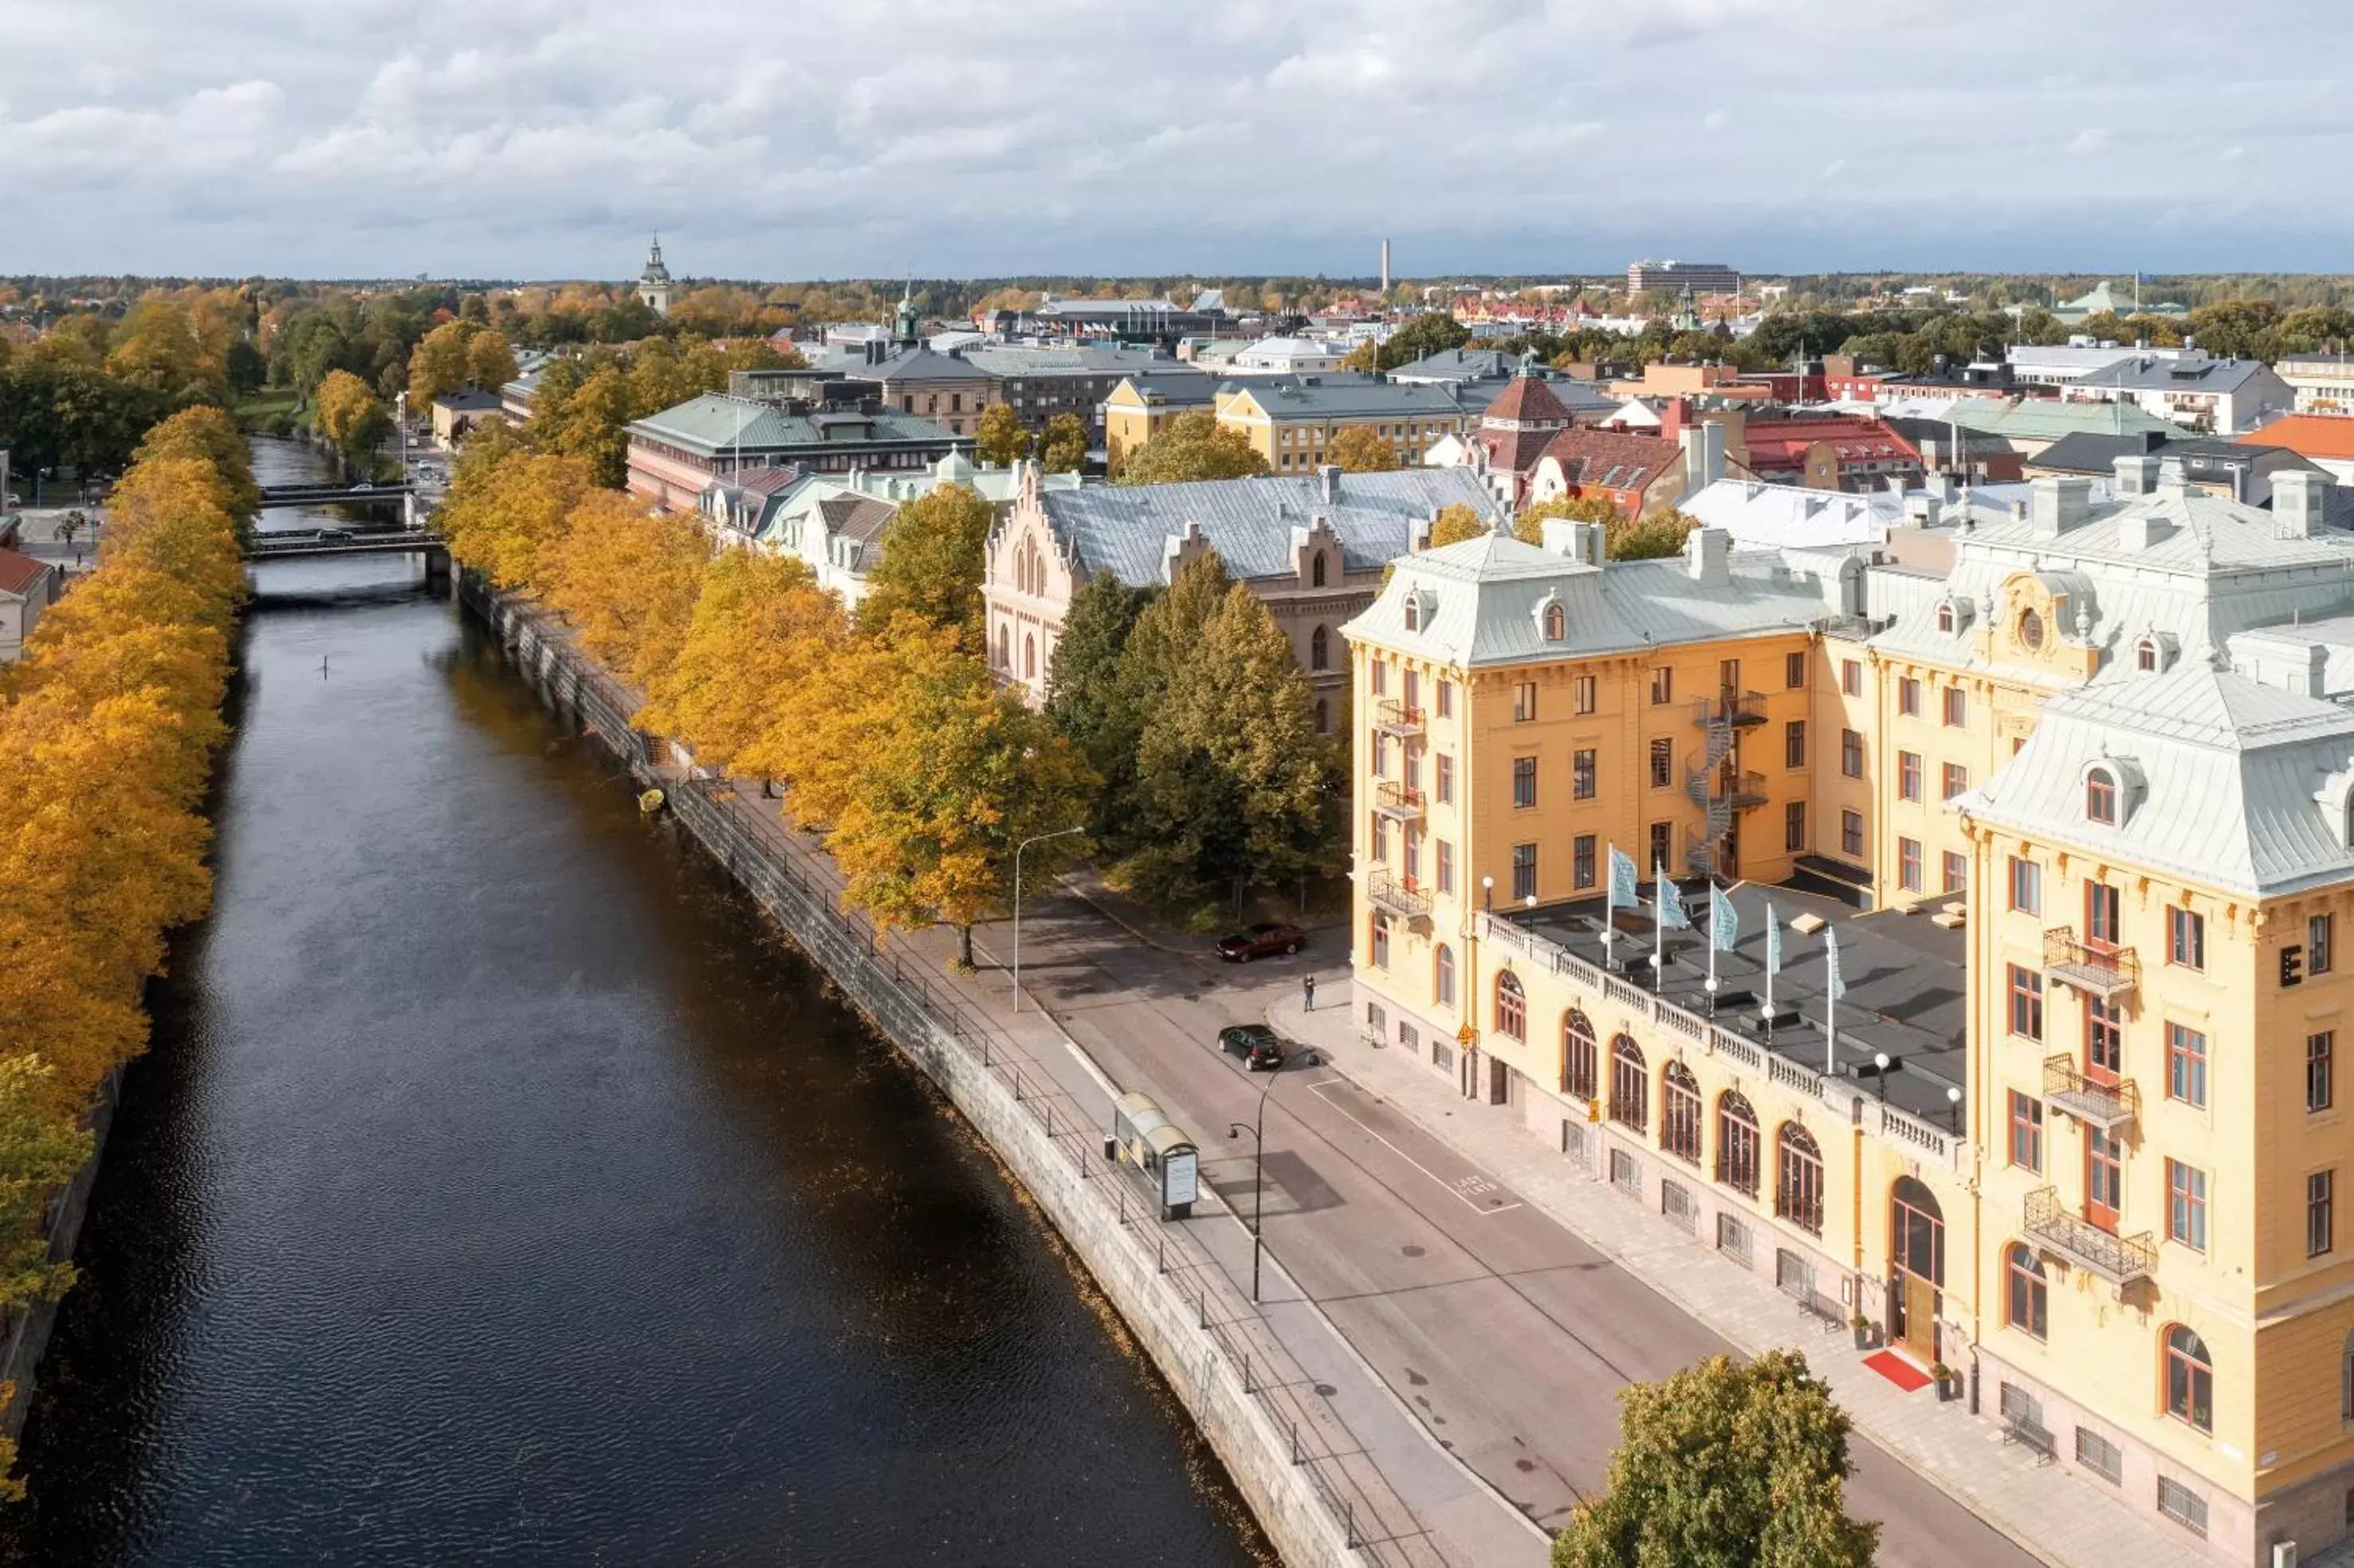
[992,888,2035,1568]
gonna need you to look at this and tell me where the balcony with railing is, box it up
[2043,1055,2140,1132]
[1367,868,1432,921]
[1692,690,1768,730]
[1372,780,1425,822]
[1372,699,1425,739]
[2023,1187,2157,1285]
[2042,927,2140,1001]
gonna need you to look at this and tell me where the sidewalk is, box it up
[1269,982,2214,1568]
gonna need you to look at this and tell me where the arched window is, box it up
[2136,638,2159,672]
[1404,594,1421,632]
[2164,1325,2213,1433]
[1715,1091,1760,1197]
[1024,634,1037,680]
[1434,945,1456,1010]
[1610,1035,1648,1133]
[1311,625,1330,671]
[2006,1244,2048,1341]
[1892,1176,1945,1287]
[1936,601,1955,635]
[1312,552,1327,588]
[1661,1062,1703,1165]
[996,623,1010,670]
[2086,768,2117,826]
[1543,602,1566,641]
[1495,971,1525,1042]
[1370,910,1390,969]
[1563,1011,1598,1101]
[1776,1123,1824,1236]
[1315,698,1330,734]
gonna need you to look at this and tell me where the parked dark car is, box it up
[316,528,353,541]
[1216,922,1307,961]
[1217,1024,1287,1071]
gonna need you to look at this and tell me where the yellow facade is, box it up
[1102,379,1203,474]
[1215,385,1467,474]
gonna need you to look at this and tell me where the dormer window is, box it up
[1311,552,1327,588]
[1404,594,1421,632]
[1936,602,1954,635]
[1543,602,1566,641]
[2086,768,2118,826]
[2136,639,2158,672]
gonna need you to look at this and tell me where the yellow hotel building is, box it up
[1345,460,2354,1563]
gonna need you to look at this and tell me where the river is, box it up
[0,437,1266,1566]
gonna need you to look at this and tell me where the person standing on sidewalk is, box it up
[1303,974,1316,1012]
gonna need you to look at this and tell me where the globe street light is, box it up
[1227,1051,1287,1303]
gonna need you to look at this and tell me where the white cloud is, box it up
[0,0,2348,277]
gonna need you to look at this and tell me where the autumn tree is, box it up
[314,369,390,466]
[1553,1351,1877,1568]
[1326,424,1401,473]
[1512,492,1621,544]
[467,329,519,393]
[438,446,594,591]
[1428,502,1491,548]
[1118,411,1270,485]
[406,319,477,407]
[973,403,1030,466]
[639,549,846,773]
[1039,412,1088,474]
[856,482,995,649]
[133,405,261,528]
[106,299,222,402]
[1611,507,1702,561]
[535,364,635,488]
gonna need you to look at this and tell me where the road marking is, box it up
[1307,1080,1524,1216]
[1063,1040,1119,1103]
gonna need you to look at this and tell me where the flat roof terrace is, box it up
[1495,878,1970,1132]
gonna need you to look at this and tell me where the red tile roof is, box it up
[1741,416,1922,470]
[0,548,50,596]
[1480,373,1573,428]
[1538,426,1681,493]
[2239,415,2354,462]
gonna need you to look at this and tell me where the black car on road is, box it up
[1217,1024,1287,1071]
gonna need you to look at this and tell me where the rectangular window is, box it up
[1785,719,1806,769]
[1649,819,1672,869]
[1435,753,1454,804]
[2316,913,2336,976]
[2313,1031,2336,1114]
[2086,881,2120,947]
[1649,737,1672,789]
[1371,660,1385,698]
[2167,1024,2208,1108]
[1512,756,1537,808]
[2009,857,2042,916]
[1436,681,1453,719]
[1943,686,1967,727]
[1573,749,1597,800]
[1841,810,1864,858]
[1899,838,1923,892]
[2009,1091,2043,1172]
[2170,906,2206,969]
[1899,677,1921,717]
[1436,840,1455,896]
[2313,1169,2336,1257]
[2074,1428,2123,1486]
[1785,651,1806,688]
[2156,1477,2207,1538]
[1841,658,1861,696]
[1371,813,1387,862]
[1942,762,1967,800]
[2008,963,2044,1039]
[1942,851,1967,894]
[2167,1160,2208,1252]
[1785,800,1806,854]
[1899,750,1923,802]
[1513,681,1536,722]
[1511,843,1536,902]
[1403,670,1418,713]
[1572,674,1596,715]
[1649,666,1673,705]
[1574,835,1596,890]
[1841,728,1864,778]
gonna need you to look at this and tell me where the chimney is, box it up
[2275,469,2326,538]
[2113,454,2159,496]
[1685,525,1731,587]
[1318,464,1340,503]
[1927,472,1959,503]
[1540,519,1607,567]
[2117,510,2173,549]
[2158,456,2190,495]
[1660,397,1688,442]
[1678,420,1725,492]
[2028,475,2092,537]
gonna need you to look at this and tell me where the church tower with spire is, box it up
[637,235,674,316]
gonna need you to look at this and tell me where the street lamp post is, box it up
[1228,1054,1287,1303]
[1873,1051,1892,1101]
[1012,826,1085,1011]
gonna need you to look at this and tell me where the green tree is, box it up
[1373,312,1471,371]
[466,329,519,393]
[1118,410,1270,485]
[1039,412,1089,474]
[1044,571,1155,834]
[1553,1350,1877,1568]
[1612,507,1701,561]
[1326,424,1401,472]
[856,482,996,649]
[313,369,390,466]
[973,403,1030,466]
[538,364,635,488]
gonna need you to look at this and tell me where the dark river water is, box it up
[0,438,1264,1566]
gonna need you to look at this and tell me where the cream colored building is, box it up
[1344,458,2354,1564]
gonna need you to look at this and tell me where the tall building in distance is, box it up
[1626,258,1741,296]
[637,235,674,316]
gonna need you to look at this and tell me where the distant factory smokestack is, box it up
[1381,238,1391,296]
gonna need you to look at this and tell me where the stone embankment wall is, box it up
[464,577,1363,1568]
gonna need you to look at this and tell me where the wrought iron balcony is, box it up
[1372,699,1425,739]
[1367,869,1432,921]
[2023,1187,2157,1285]
[2042,927,2140,1001]
[1692,690,1768,730]
[2043,1055,2140,1132]
[1372,780,1425,822]
[1724,771,1769,809]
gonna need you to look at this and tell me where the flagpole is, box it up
[1823,932,1837,1075]
[1603,859,1616,969]
[1653,863,1667,980]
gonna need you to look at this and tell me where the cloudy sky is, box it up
[3,0,2346,282]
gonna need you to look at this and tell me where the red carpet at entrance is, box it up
[1863,1350,1932,1392]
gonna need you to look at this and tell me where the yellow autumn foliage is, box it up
[540,492,710,694]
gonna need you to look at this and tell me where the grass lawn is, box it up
[233,387,302,430]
